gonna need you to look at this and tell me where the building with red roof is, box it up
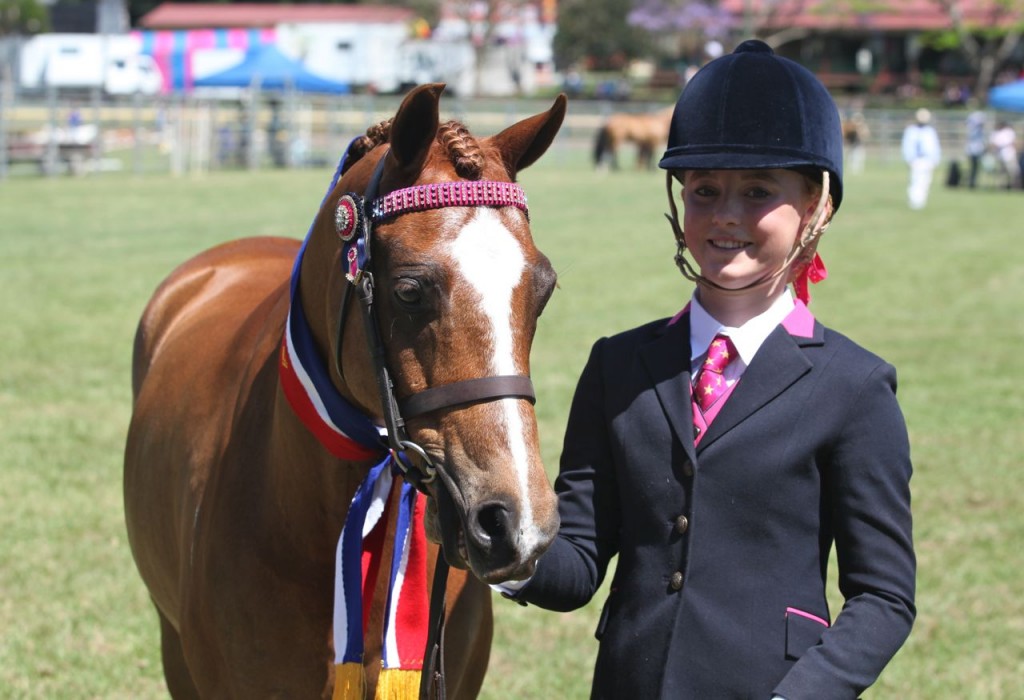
[135,2,556,96]
[715,0,1024,95]
[138,3,416,29]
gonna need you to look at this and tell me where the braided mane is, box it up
[437,120,484,179]
[341,119,392,171]
[341,118,485,180]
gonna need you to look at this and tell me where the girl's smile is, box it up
[708,238,748,250]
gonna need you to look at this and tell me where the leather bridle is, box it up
[334,150,538,491]
[332,150,538,700]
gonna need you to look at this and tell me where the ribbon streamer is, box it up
[278,143,428,699]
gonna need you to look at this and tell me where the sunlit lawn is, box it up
[1,149,1022,697]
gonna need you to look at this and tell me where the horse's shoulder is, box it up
[179,236,300,273]
[134,236,295,388]
[147,235,296,311]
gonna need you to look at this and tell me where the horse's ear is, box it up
[387,83,444,176]
[491,93,567,174]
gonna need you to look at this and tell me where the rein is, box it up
[333,147,537,700]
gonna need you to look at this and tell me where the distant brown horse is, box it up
[124,83,564,698]
[593,106,673,171]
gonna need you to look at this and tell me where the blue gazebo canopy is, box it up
[194,44,350,94]
[988,79,1024,113]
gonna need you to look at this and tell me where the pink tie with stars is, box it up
[692,334,737,442]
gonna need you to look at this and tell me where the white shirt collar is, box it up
[689,291,795,368]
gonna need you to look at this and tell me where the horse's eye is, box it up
[393,278,424,308]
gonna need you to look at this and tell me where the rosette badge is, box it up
[335,194,361,241]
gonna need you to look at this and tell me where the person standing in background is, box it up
[901,108,942,209]
[989,120,1020,190]
[965,110,987,189]
[843,112,869,175]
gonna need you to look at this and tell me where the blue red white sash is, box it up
[278,270,383,460]
[276,144,428,699]
[278,144,383,461]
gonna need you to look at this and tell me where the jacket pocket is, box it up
[784,607,829,660]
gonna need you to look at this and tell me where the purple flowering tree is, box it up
[627,0,733,37]
[626,0,736,63]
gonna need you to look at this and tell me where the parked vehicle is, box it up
[19,33,162,96]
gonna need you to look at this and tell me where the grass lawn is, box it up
[1,151,1022,698]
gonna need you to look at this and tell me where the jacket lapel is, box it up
[698,320,824,451]
[639,316,699,467]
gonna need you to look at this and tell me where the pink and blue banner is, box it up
[132,28,277,92]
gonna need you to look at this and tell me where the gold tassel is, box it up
[333,661,366,700]
[375,668,421,700]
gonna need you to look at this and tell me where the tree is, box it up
[0,0,49,36]
[553,0,649,70]
[928,0,1024,99]
[438,0,544,95]
[627,0,903,56]
[627,0,733,63]
[627,0,732,38]
[723,0,1024,97]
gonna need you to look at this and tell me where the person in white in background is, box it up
[900,108,942,209]
[989,120,1020,190]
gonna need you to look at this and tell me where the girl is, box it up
[502,40,916,699]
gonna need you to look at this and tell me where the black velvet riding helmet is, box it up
[659,39,844,210]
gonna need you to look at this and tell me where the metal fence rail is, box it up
[1,82,1018,180]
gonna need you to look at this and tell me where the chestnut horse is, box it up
[593,106,673,171]
[124,84,564,698]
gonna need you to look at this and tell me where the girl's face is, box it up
[680,168,818,293]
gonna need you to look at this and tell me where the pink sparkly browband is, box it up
[370,181,528,222]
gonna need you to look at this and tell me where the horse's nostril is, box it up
[474,503,512,546]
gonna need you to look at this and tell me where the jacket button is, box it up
[669,571,684,591]
[682,461,694,477]
[674,515,689,534]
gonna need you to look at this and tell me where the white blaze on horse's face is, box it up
[446,208,545,551]
[449,209,525,375]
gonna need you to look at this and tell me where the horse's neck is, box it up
[297,227,378,415]
[260,388,373,568]
[253,224,379,567]
[297,230,338,377]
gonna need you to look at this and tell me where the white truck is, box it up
[19,33,162,96]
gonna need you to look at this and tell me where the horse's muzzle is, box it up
[430,471,553,584]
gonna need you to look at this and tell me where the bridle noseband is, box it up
[333,151,537,492]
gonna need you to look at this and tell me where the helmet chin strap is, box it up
[664,170,832,299]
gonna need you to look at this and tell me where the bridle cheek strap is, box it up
[324,148,538,700]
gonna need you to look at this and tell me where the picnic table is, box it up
[6,124,98,175]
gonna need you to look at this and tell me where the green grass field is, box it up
[1,151,1022,698]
